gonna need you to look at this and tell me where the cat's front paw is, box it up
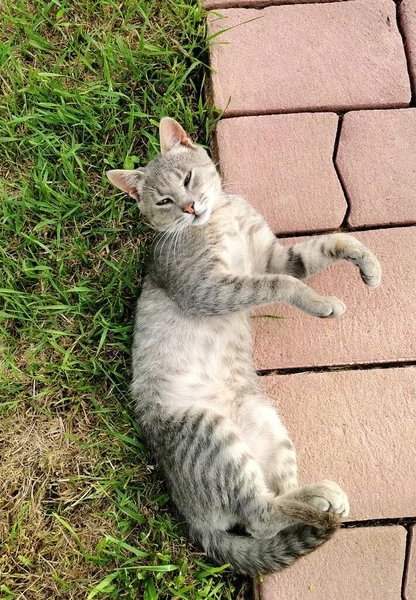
[337,236,382,288]
[290,481,350,518]
[358,252,382,288]
[309,296,346,319]
[294,283,346,318]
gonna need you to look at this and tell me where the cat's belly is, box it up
[132,284,257,411]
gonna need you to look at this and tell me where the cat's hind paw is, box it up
[284,480,350,518]
[297,480,350,518]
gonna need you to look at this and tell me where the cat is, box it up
[106,117,381,575]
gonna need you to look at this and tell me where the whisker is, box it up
[153,222,174,254]
[162,219,188,273]
[153,219,181,259]
[172,225,183,268]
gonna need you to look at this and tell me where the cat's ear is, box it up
[159,117,194,153]
[106,169,145,200]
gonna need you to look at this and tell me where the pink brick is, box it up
[208,1,411,115]
[205,0,344,9]
[253,227,416,370]
[405,525,416,600]
[261,527,406,600]
[336,109,416,228]
[261,368,416,520]
[401,0,416,96]
[215,114,346,235]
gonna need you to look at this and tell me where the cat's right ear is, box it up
[106,169,145,200]
[159,117,194,154]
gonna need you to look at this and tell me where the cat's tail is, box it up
[200,501,340,575]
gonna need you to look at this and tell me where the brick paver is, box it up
[404,525,416,600]
[336,109,416,228]
[208,0,411,116]
[261,527,407,600]
[215,114,346,235]
[207,0,416,595]
[401,0,416,96]
[253,227,416,371]
[261,368,416,520]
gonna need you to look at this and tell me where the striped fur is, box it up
[108,118,381,575]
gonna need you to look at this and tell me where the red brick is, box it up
[261,527,406,600]
[261,368,416,520]
[253,228,416,371]
[336,109,416,228]
[215,114,346,235]
[208,0,411,116]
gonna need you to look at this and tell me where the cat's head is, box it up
[106,118,221,231]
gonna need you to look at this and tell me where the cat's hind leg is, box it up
[159,406,346,573]
[235,393,298,497]
[234,394,350,522]
[159,406,297,538]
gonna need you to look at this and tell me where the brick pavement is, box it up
[206,0,416,597]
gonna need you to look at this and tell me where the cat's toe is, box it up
[285,481,350,518]
[321,297,346,319]
[311,481,350,518]
[300,292,346,318]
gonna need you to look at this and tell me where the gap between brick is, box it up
[332,114,351,229]
[342,517,416,529]
[402,525,414,600]
[220,102,411,120]
[396,0,416,108]
[207,0,353,11]
[274,220,416,239]
[256,360,416,377]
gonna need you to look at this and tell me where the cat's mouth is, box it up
[192,207,210,226]
[181,200,211,227]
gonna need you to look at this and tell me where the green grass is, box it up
[0,1,249,598]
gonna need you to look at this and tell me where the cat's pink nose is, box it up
[183,203,195,214]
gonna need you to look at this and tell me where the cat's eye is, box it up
[156,198,174,206]
[184,171,192,187]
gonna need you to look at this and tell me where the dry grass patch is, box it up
[0,405,119,599]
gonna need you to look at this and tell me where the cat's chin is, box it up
[192,208,211,227]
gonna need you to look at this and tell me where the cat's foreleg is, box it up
[174,271,346,317]
[268,233,381,287]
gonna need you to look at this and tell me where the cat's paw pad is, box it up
[359,253,382,288]
[305,480,350,517]
[314,296,346,318]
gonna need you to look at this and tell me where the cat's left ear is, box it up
[106,169,145,200]
[159,117,195,154]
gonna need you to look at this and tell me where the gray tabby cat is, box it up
[107,117,381,575]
